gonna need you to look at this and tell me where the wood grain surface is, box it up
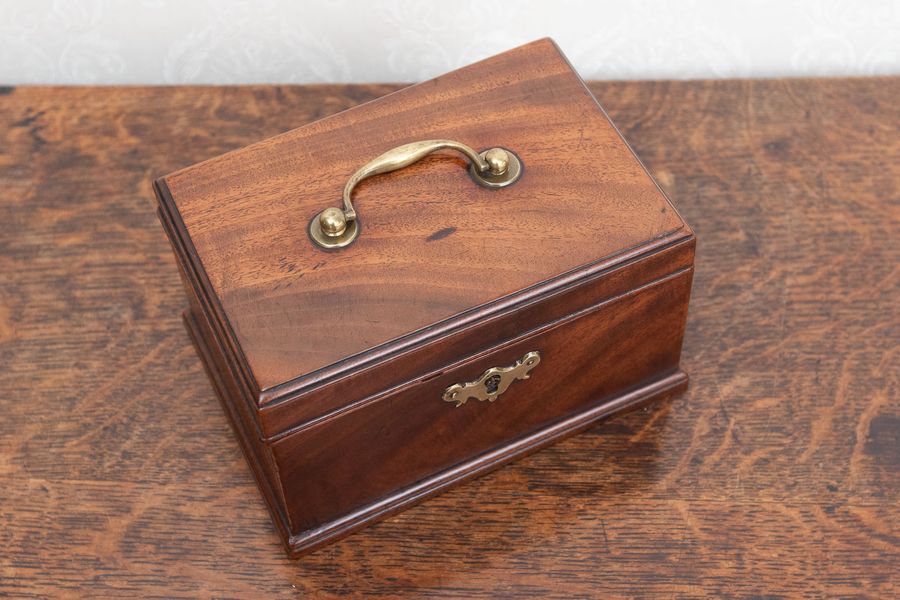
[1,79,897,597]
[159,39,686,396]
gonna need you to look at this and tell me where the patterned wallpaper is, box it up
[1,0,898,84]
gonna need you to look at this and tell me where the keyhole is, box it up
[484,374,501,394]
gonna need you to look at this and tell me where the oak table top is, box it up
[1,79,897,598]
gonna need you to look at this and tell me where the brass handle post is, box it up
[309,139,522,249]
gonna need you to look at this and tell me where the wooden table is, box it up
[1,79,897,598]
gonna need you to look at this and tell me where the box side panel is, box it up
[156,208,291,536]
[156,181,262,409]
[272,265,693,539]
[183,309,293,547]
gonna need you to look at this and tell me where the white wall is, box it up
[1,0,898,84]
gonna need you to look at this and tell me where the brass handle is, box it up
[442,351,541,407]
[309,139,523,249]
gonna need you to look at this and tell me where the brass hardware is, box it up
[442,351,541,407]
[309,139,523,249]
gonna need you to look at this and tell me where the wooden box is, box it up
[154,38,695,556]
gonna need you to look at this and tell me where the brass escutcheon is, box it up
[442,351,541,407]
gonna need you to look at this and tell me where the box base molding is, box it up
[185,309,687,557]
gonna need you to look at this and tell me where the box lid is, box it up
[156,38,687,408]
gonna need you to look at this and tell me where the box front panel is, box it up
[258,237,695,437]
[272,267,693,535]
